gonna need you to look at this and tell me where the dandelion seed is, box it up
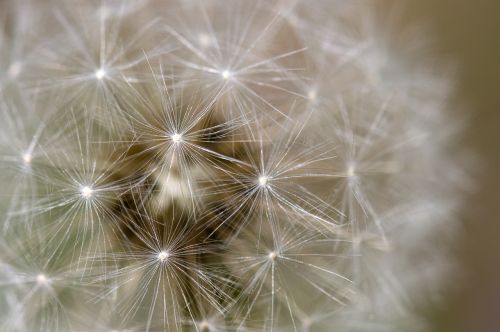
[157,250,169,262]
[36,274,49,285]
[258,175,269,187]
[221,70,232,80]
[171,133,182,143]
[268,251,277,260]
[21,152,31,164]
[80,186,93,199]
[198,33,211,47]
[307,90,317,101]
[199,320,210,330]
[95,68,106,80]
[347,165,356,177]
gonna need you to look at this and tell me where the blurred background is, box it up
[401,1,500,331]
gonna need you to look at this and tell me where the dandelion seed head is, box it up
[0,1,461,330]
[80,186,93,199]
[95,68,106,80]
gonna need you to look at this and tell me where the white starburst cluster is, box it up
[0,1,463,332]
[80,186,93,199]
[95,69,106,80]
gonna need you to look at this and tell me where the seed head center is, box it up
[36,274,49,285]
[95,68,106,80]
[81,186,93,198]
[22,153,32,164]
[258,176,268,187]
[221,70,232,80]
[158,251,169,262]
[171,133,182,143]
[347,165,356,177]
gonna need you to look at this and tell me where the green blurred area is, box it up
[401,1,500,331]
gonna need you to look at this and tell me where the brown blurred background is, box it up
[400,1,500,331]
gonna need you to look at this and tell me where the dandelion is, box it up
[0,1,463,331]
